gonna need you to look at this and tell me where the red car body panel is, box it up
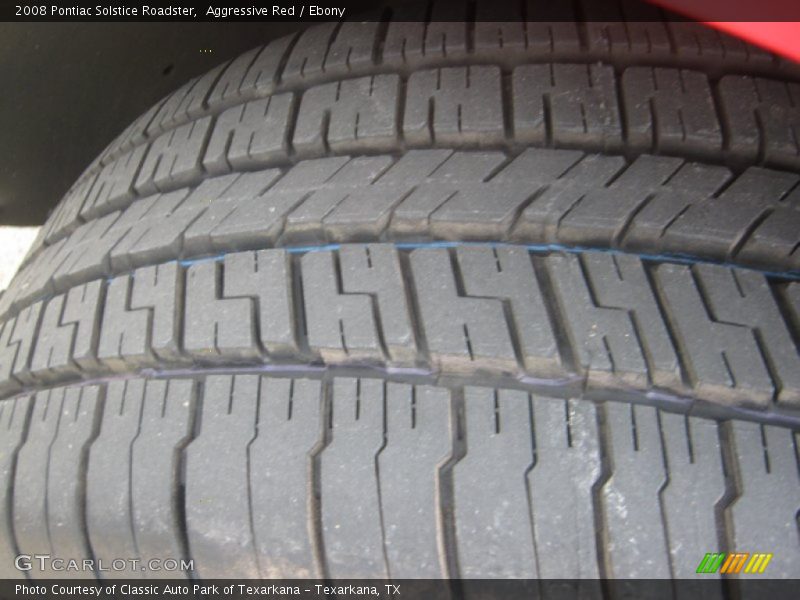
[649,0,800,64]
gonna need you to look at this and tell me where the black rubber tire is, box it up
[1,7,799,584]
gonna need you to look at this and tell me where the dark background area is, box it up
[0,22,314,225]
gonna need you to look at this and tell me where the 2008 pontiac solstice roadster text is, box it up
[16,4,346,18]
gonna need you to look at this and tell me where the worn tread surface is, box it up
[0,373,797,580]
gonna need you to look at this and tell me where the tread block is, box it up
[338,245,416,363]
[60,206,165,287]
[250,378,324,578]
[272,155,367,192]
[528,396,602,580]
[182,170,287,251]
[131,379,194,579]
[621,162,732,253]
[206,46,263,110]
[474,3,581,61]
[472,5,527,60]
[526,21,583,58]
[164,62,230,127]
[655,264,774,408]
[559,187,652,248]
[134,87,181,139]
[145,68,220,139]
[186,375,259,578]
[429,182,535,240]
[98,262,182,369]
[63,206,137,279]
[183,260,259,361]
[513,63,622,150]
[86,380,145,578]
[301,250,383,362]
[454,387,536,577]
[306,157,403,241]
[719,75,800,170]
[602,402,670,579]
[693,265,800,407]
[0,306,40,396]
[382,5,468,69]
[409,6,469,63]
[108,190,209,271]
[293,75,400,156]
[380,9,427,69]
[660,167,799,260]
[556,154,690,247]
[79,146,148,220]
[738,207,800,270]
[579,253,681,390]
[285,191,359,244]
[203,93,293,174]
[134,118,213,196]
[53,210,140,288]
[47,172,98,242]
[25,236,78,297]
[379,384,452,578]
[667,21,773,68]
[321,378,387,578]
[46,386,103,579]
[659,413,725,583]
[281,23,340,87]
[410,247,517,373]
[622,67,722,157]
[547,254,652,389]
[134,263,182,362]
[404,66,504,146]
[2,304,43,388]
[728,422,800,578]
[103,211,196,288]
[389,151,506,237]
[224,250,296,356]
[580,1,671,57]
[513,152,624,241]
[13,388,64,578]
[372,149,460,185]
[0,396,31,577]
[323,20,382,77]
[457,246,564,376]
[29,282,102,382]
[239,35,296,97]
[320,186,409,242]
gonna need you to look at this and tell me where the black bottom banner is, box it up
[2,579,799,600]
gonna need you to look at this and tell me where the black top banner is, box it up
[8,2,347,21]
[4,1,345,21]
[2,0,800,23]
